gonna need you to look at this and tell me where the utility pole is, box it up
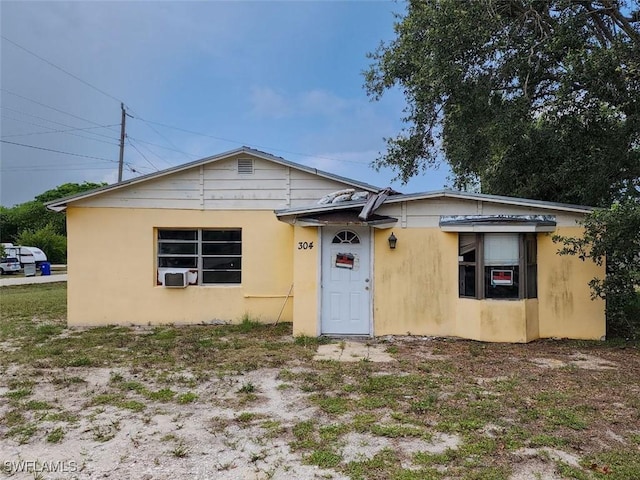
[118,102,126,182]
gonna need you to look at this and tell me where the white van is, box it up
[1,243,48,268]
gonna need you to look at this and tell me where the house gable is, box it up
[376,196,587,228]
[276,191,591,228]
[57,149,379,211]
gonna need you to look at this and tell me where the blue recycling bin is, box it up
[40,262,51,276]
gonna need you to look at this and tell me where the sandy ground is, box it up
[0,341,635,480]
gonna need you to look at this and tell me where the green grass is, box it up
[171,443,190,458]
[291,420,317,449]
[146,388,176,402]
[177,392,198,404]
[6,423,38,444]
[369,423,430,439]
[543,407,589,430]
[4,388,33,400]
[344,449,404,480]
[25,400,52,410]
[1,283,639,480]
[120,400,146,412]
[305,449,343,468]
[237,382,256,393]
[312,394,352,415]
[582,450,640,480]
[0,283,313,372]
[529,434,570,448]
[0,284,308,371]
[235,412,258,423]
[2,409,25,427]
[46,427,65,443]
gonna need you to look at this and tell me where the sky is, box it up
[0,0,451,207]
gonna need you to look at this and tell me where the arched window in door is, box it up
[332,230,360,244]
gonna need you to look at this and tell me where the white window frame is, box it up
[157,228,242,285]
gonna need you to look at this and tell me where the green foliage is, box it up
[16,223,67,263]
[369,1,640,339]
[34,182,106,203]
[555,199,640,338]
[1,182,106,249]
[1,201,65,241]
[365,1,640,207]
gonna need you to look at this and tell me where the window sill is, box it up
[154,284,242,288]
[458,297,533,301]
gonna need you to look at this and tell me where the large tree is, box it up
[0,182,106,242]
[0,182,105,263]
[365,0,639,207]
[555,198,640,337]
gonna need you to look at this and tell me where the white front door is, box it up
[321,227,371,335]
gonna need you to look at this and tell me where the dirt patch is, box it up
[0,367,341,480]
[313,341,395,362]
[2,333,639,479]
[530,352,618,370]
[509,458,565,480]
[340,431,461,464]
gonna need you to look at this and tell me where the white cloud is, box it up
[249,87,352,119]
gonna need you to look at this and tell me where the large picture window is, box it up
[158,229,241,284]
[459,233,536,299]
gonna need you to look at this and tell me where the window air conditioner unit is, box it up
[163,272,188,288]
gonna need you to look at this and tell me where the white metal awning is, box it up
[439,215,557,232]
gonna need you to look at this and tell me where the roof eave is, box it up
[46,146,382,211]
[384,190,594,213]
[275,200,369,217]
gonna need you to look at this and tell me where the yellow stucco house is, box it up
[48,147,605,343]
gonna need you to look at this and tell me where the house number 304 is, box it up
[298,241,314,250]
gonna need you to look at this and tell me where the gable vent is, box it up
[237,158,254,174]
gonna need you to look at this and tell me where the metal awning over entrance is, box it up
[439,215,557,232]
[275,189,399,229]
[289,210,397,228]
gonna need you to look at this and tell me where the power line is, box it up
[1,107,119,141]
[1,115,120,147]
[2,166,115,172]
[127,136,200,158]
[1,139,119,163]
[1,122,120,139]
[125,162,154,175]
[1,88,120,131]
[2,35,372,171]
[126,137,176,170]
[1,35,123,105]
[3,162,115,169]
[3,38,234,168]
[127,137,160,172]
[129,114,195,161]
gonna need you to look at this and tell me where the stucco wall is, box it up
[292,226,320,336]
[66,207,294,326]
[456,298,528,343]
[67,207,605,341]
[537,229,606,339]
[372,229,458,336]
[371,227,604,342]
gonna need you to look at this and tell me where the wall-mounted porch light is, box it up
[388,232,397,250]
